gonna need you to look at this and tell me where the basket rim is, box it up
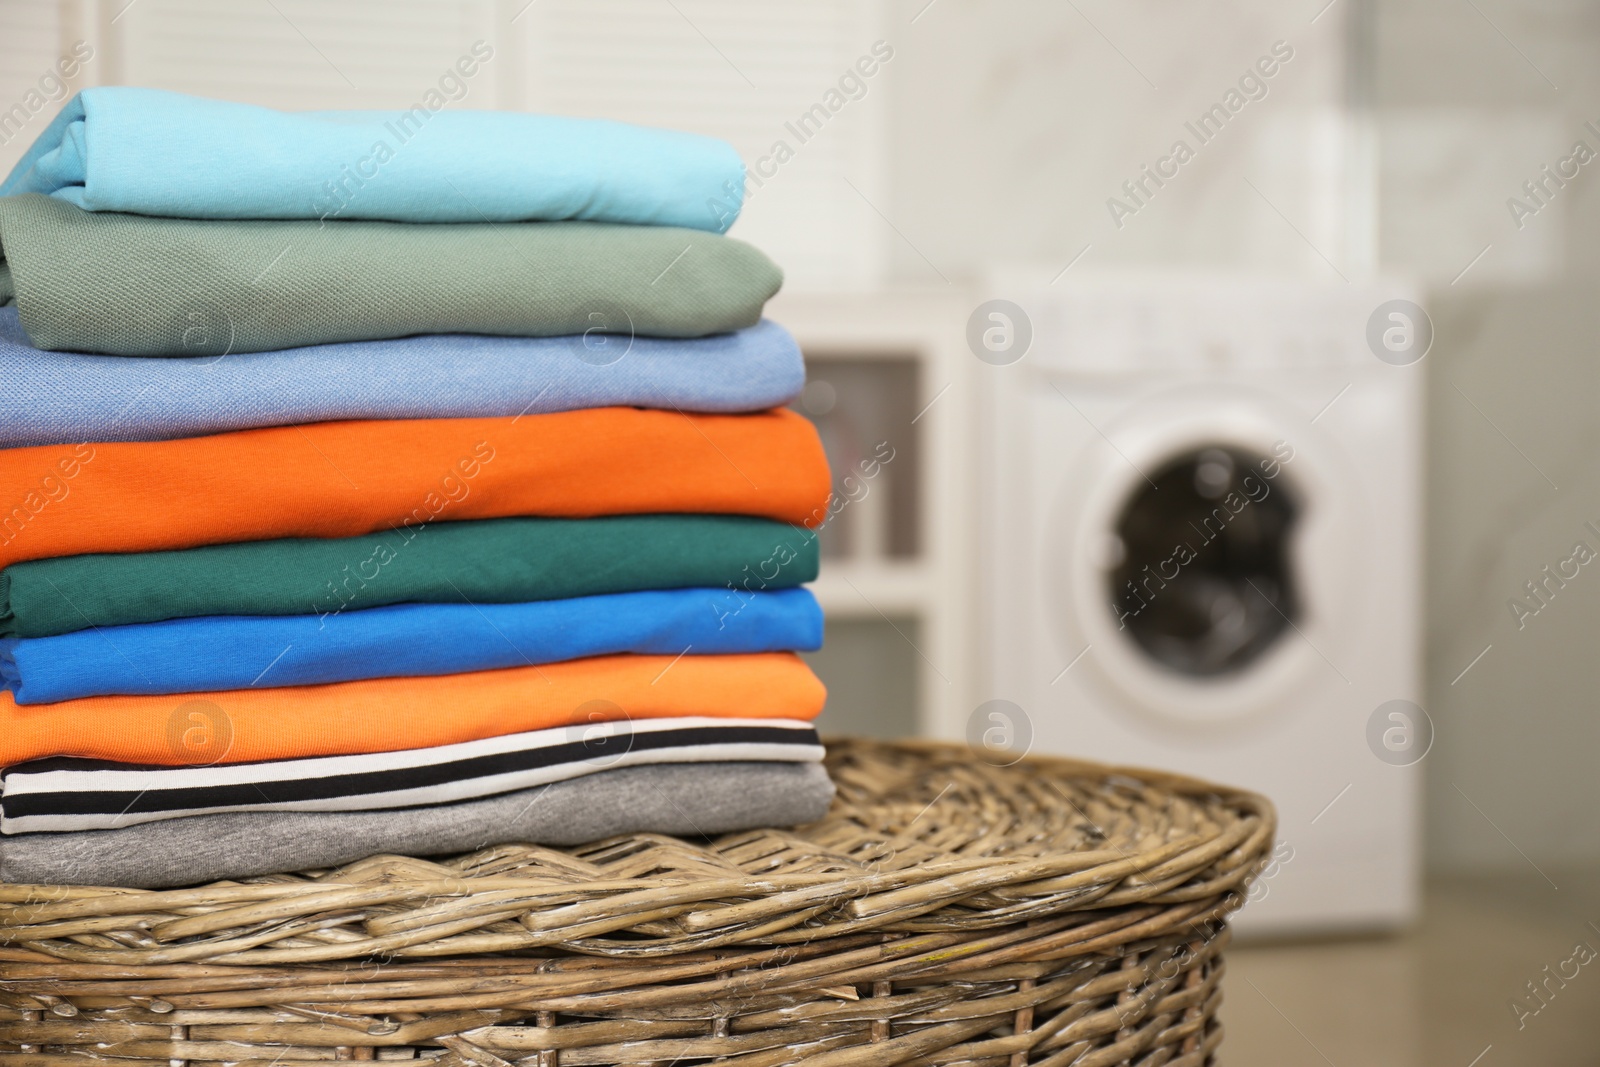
[0,738,1277,970]
[0,738,1277,898]
[858,737,1277,814]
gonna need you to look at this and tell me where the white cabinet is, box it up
[771,290,975,741]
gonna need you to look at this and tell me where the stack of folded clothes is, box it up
[0,87,835,889]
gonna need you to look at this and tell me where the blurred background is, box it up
[4,0,1599,1059]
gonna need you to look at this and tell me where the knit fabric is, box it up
[0,308,804,449]
[0,651,826,766]
[0,195,780,355]
[1,87,743,230]
[0,761,836,888]
[0,408,830,571]
[0,514,818,639]
[0,588,823,703]
[1,718,822,833]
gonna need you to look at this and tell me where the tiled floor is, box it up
[1220,869,1600,1064]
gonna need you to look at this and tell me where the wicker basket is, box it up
[0,739,1273,1066]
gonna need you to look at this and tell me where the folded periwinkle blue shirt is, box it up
[0,309,804,449]
[0,588,822,704]
[1,87,743,230]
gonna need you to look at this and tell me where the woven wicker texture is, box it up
[0,739,1274,1066]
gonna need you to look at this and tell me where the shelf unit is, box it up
[768,289,975,742]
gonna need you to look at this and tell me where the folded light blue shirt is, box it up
[1,87,743,231]
[0,587,821,704]
[0,309,803,449]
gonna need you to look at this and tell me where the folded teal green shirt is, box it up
[0,514,820,638]
[0,194,780,356]
[1,86,743,231]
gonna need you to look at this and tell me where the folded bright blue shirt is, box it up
[0,588,821,704]
[0,309,803,449]
[1,87,743,231]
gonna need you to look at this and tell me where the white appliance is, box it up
[979,272,1423,935]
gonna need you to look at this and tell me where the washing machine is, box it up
[979,271,1424,935]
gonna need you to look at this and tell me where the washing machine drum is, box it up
[1108,446,1299,677]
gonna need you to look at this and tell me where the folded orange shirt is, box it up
[0,408,829,569]
[0,652,826,766]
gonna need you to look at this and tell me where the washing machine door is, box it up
[1049,384,1360,726]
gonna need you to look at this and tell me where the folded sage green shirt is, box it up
[0,193,782,356]
[0,514,820,638]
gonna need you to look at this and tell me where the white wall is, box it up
[882,0,1367,280]
[1376,0,1600,872]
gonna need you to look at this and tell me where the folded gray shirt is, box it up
[0,761,835,888]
